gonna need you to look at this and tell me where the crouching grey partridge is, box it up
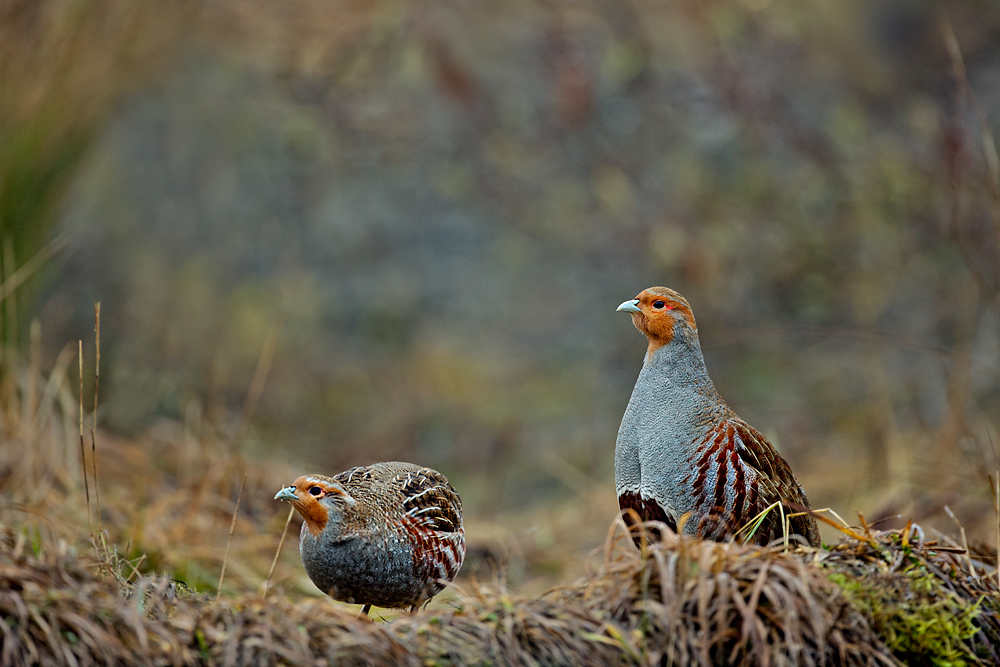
[615,287,820,547]
[274,461,465,615]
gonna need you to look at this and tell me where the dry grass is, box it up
[1,516,998,666]
[2,342,1000,665]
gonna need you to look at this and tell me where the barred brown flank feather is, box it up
[397,468,465,599]
[732,449,746,521]
[398,469,463,534]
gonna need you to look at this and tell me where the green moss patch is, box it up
[823,530,1000,666]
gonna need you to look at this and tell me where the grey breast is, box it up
[615,340,717,522]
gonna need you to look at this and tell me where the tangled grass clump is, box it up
[579,523,896,666]
[3,519,997,666]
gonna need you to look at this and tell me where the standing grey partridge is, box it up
[274,461,465,615]
[615,287,820,547]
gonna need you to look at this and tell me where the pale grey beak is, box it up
[617,299,641,314]
[274,486,298,502]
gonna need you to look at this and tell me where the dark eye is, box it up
[653,300,666,309]
[309,486,323,497]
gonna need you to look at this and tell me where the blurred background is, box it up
[2,0,1000,597]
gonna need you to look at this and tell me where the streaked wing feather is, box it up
[397,468,463,535]
[731,419,820,545]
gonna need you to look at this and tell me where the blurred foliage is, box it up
[3,0,1000,538]
[0,0,194,349]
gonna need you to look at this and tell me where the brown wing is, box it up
[731,419,820,547]
[334,466,373,485]
[395,467,463,535]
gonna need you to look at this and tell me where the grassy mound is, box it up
[2,521,997,666]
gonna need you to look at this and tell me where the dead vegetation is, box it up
[1,339,998,665]
[1,516,998,666]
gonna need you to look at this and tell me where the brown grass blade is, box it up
[217,473,248,602]
[785,501,874,545]
[261,506,294,600]
[78,341,96,552]
[91,302,102,537]
[231,319,280,454]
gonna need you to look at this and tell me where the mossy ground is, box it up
[821,529,1000,667]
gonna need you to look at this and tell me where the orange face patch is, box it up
[628,287,697,355]
[287,476,350,536]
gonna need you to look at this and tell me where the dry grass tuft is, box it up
[393,588,623,666]
[2,518,998,666]
[579,522,897,666]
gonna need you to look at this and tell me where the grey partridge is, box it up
[615,287,820,547]
[274,461,465,615]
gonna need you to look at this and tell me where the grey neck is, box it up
[643,330,713,392]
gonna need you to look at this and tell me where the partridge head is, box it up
[275,461,465,615]
[615,287,820,547]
